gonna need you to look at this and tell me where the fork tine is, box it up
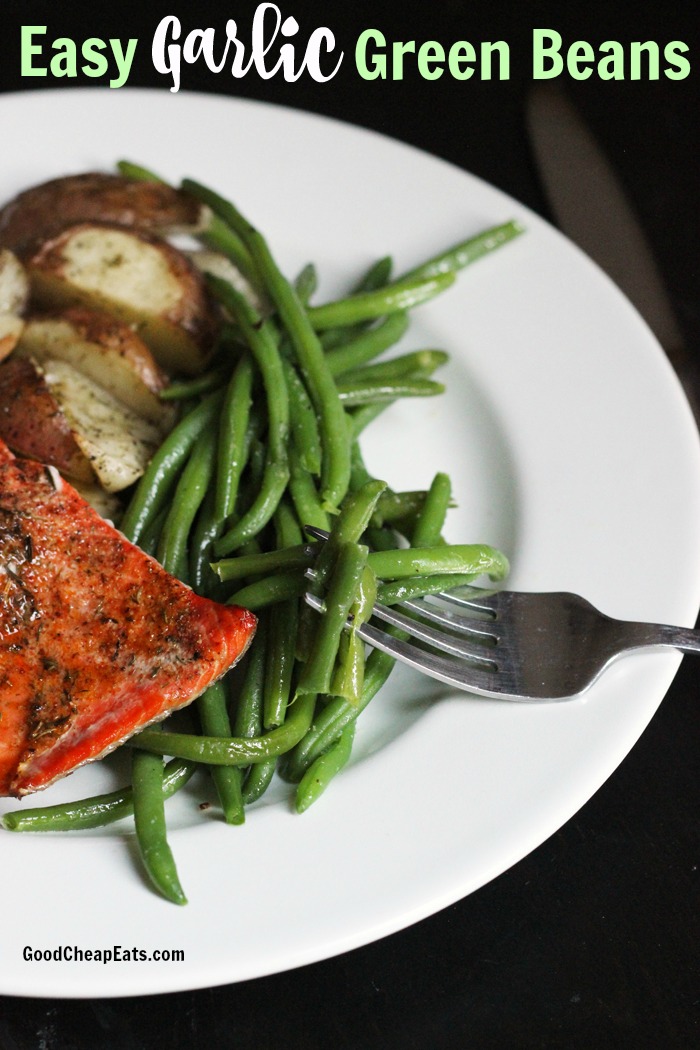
[304,593,497,667]
[369,601,497,665]
[432,589,502,614]
[351,619,505,696]
[400,596,503,640]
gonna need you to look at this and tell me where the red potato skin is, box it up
[0,356,95,482]
[0,440,256,796]
[0,172,205,256]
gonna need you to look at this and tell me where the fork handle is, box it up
[626,621,700,654]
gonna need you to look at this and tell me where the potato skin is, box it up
[17,307,175,428]
[0,172,205,256]
[0,249,29,360]
[0,357,94,482]
[26,222,219,375]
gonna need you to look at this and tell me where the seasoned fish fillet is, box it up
[0,440,256,796]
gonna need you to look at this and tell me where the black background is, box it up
[0,1,698,1047]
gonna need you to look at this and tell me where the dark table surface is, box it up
[0,2,698,1047]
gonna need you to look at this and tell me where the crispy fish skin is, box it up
[0,440,256,797]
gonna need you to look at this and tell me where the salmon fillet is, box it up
[0,439,256,796]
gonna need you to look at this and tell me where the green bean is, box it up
[159,365,232,401]
[297,542,369,698]
[295,722,356,813]
[207,278,290,553]
[197,681,245,825]
[312,479,387,584]
[212,543,313,584]
[264,509,303,727]
[156,426,218,582]
[287,447,330,531]
[336,377,445,406]
[307,271,455,331]
[294,262,318,305]
[138,505,168,559]
[324,312,409,376]
[232,614,268,739]
[282,644,397,783]
[411,472,452,547]
[120,391,224,545]
[215,356,254,523]
[1,757,196,833]
[242,757,277,804]
[227,570,307,611]
[130,688,317,765]
[372,490,427,529]
[398,219,524,282]
[347,401,393,439]
[331,564,377,705]
[354,254,393,292]
[282,358,322,476]
[339,349,449,386]
[318,256,394,350]
[182,179,350,511]
[376,572,487,606]
[188,489,219,595]
[131,743,187,905]
[368,544,509,581]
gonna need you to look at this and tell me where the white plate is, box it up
[1,88,698,999]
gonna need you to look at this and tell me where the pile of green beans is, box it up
[1,164,520,904]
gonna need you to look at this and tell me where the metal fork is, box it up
[303,532,700,701]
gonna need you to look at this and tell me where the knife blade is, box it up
[525,82,697,410]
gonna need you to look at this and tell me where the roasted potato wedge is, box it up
[26,223,219,375]
[0,356,164,492]
[0,172,207,256]
[0,249,29,360]
[16,307,175,432]
[0,357,94,482]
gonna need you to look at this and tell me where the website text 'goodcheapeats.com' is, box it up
[22,944,184,964]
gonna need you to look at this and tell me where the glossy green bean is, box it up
[227,570,306,610]
[264,509,303,727]
[331,564,377,705]
[182,179,350,511]
[318,255,394,350]
[213,543,313,584]
[242,757,277,804]
[159,365,232,401]
[287,447,330,531]
[297,542,369,698]
[324,312,409,376]
[307,271,455,331]
[282,358,322,476]
[339,349,449,385]
[232,614,268,739]
[295,722,356,813]
[120,391,224,545]
[131,745,187,905]
[368,544,508,581]
[398,219,524,282]
[282,644,397,782]
[411,472,452,547]
[131,688,317,765]
[376,572,486,605]
[336,377,445,406]
[1,757,196,832]
[215,356,254,523]
[156,426,218,582]
[197,681,245,825]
